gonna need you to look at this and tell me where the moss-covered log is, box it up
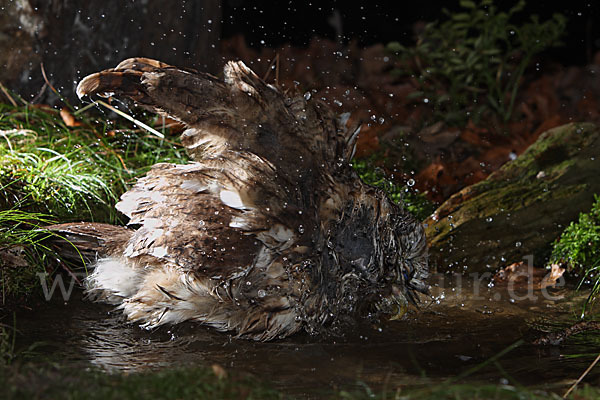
[425,122,600,272]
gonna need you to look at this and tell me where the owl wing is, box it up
[115,157,307,280]
[76,57,359,168]
[76,57,354,291]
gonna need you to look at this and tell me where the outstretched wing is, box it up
[76,57,359,276]
[77,57,359,170]
[75,59,367,338]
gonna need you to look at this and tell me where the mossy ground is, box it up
[0,102,187,222]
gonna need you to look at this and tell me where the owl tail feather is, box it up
[44,222,132,265]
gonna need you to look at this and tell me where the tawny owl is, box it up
[48,58,428,341]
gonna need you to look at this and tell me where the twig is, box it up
[0,81,18,107]
[275,53,280,86]
[69,103,133,173]
[40,63,59,97]
[30,82,48,104]
[40,63,75,110]
[59,260,83,286]
[72,102,98,116]
[94,99,165,139]
[263,53,280,86]
[563,352,600,398]
[90,129,130,173]
[534,321,600,346]
[263,54,277,82]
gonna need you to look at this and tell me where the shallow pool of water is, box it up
[12,273,600,397]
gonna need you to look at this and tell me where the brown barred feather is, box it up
[48,58,428,340]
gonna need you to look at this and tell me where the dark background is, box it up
[1,0,599,100]
[222,1,600,65]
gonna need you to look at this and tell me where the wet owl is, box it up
[49,58,428,340]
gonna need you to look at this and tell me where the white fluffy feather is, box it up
[85,257,142,303]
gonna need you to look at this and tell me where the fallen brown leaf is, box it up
[211,363,228,380]
[60,107,83,127]
[492,261,565,290]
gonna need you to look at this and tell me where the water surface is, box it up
[13,273,599,397]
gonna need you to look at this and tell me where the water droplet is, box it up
[515,241,522,248]
[407,178,415,187]
[257,289,266,298]
[304,92,311,100]
[486,217,493,223]
[298,225,305,234]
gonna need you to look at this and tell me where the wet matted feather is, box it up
[48,58,428,341]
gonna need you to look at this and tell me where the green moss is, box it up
[352,158,435,221]
[2,362,599,400]
[425,123,600,272]
[550,194,600,314]
[493,123,596,179]
[550,194,600,271]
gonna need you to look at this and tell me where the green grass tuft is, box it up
[0,103,188,223]
[0,102,188,302]
[340,382,600,400]
[0,209,59,303]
